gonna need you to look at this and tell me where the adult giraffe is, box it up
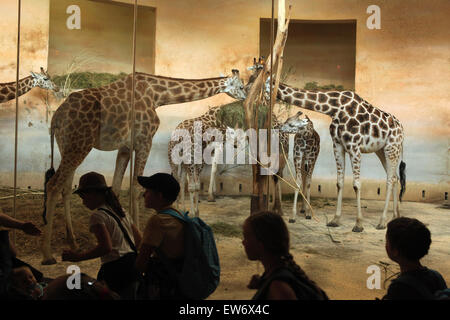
[273,82,406,232]
[41,70,246,264]
[0,67,58,103]
[247,60,406,232]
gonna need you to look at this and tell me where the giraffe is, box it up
[280,111,320,221]
[269,113,290,216]
[247,59,406,232]
[41,69,246,264]
[0,67,58,103]
[168,105,240,216]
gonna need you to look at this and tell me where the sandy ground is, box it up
[1,189,449,300]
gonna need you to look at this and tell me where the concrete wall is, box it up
[0,0,448,203]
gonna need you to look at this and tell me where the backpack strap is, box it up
[98,208,137,254]
[159,208,187,222]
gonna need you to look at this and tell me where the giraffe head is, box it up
[30,67,59,92]
[221,69,246,100]
[280,111,313,134]
[244,57,265,94]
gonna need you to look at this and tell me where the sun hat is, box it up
[73,172,111,194]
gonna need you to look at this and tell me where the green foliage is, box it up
[210,222,242,239]
[52,72,128,89]
[216,101,271,130]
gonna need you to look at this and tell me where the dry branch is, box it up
[243,1,292,214]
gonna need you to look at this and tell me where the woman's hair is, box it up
[246,211,327,298]
[87,188,126,218]
[386,217,431,261]
[103,188,126,218]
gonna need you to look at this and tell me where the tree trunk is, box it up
[244,0,291,215]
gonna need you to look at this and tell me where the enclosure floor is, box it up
[2,189,449,300]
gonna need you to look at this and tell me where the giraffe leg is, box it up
[194,166,202,216]
[304,173,312,220]
[208,150,218,202]
[300,164,307,214]
[186,173,197,217]
[41,187,58,265]
[377,148,399,229]
[62,170,77,250]
[272,171,284,216]
[375,149,398,221]
[392,176,400,218]
[290,173,301,223]
[42,149,91,264]
[327,143,345,228]
[180,166,186,211]
[349,152,364,232]
[131,145,152,228]
[112,146,130,195]
[170,162,181,210]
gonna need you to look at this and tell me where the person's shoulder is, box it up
[90,208,108,222]
[267,279,297,300]
[423,267,448,287]
[157,209,184,223]
[384,278,416,300]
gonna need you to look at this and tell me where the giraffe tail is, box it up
[399,161,406,202]
[42,126,56,225]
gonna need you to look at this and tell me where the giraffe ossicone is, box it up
[0,67,58,103]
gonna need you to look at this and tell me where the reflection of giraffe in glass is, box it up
[0,68,57,103]
[168,105,241,216]
[41,70,246,265]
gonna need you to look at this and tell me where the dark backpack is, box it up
[159,209,220,300]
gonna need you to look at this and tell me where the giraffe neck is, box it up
[0,76,34,103]
[208,106,225,128]
[277,83,342,118]
[137,73,229,107]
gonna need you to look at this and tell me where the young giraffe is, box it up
[168,105,237,216]
[0,68,57,103]
[280,111,320,221]
[247,59,406,232]
[42,70,246,264]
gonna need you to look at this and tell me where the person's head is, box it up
[11,266,37,292]
[42,274,120,300]
[242,211,290,261]
[73,172,125,217]
[138,173,180,210]
[385,217,432,263]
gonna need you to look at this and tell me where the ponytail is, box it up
[281,253,328,300]
[104,188,126,218]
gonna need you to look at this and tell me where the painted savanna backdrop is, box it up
[0,0,448,203]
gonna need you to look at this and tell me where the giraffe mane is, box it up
[136,72,228,81]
